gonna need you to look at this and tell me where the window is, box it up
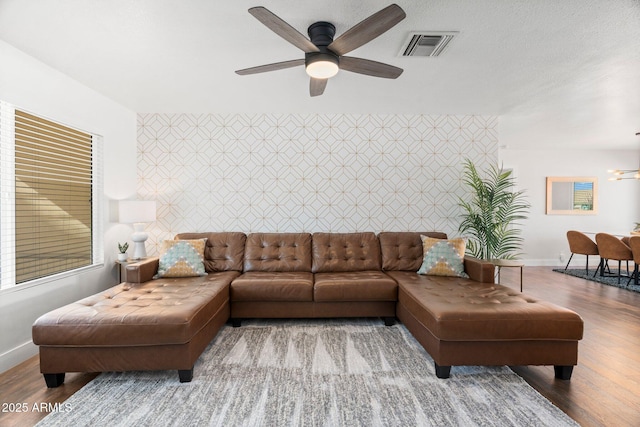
[0,102,103,289]
[545,176,598,215]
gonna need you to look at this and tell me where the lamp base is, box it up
[131,223,148,259]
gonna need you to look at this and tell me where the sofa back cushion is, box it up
[379,231,448,271]
[244,233,312,272]
[175,232,246,272]
[312,232,381,273]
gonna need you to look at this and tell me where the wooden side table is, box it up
[491,259,525,292]
[114,259,132,283]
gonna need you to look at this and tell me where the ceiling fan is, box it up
[235,4,406,97]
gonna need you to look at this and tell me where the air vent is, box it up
[401,32,458,57]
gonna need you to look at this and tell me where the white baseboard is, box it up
[0,340,37,374]
[523,259,567,267]
[524,255,604,268]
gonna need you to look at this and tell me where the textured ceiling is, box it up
[0,0,639,149]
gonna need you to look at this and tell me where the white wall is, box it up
[500,148,640,266]
[0,41,137,372]
[137,113,499,253]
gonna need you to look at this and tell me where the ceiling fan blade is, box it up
[310,78,328,97]
[328,4,406,56]
[339,56,403,79]
[248,7,320,53]
[235,59,305,75]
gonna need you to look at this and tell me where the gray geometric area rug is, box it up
[37,319,577,427]
[553,268,640,293]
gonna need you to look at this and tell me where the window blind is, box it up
[13,110,93,283]
[0,102,103,289]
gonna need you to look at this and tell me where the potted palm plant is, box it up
[458,159,530,260]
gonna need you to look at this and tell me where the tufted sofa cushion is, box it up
[379,231,448,271]
[314,271,397,302]
[311,232,381,273]
[175,232,246,272]
[231,272,314,302]
[243,233,312,272]
[32,272,237,347]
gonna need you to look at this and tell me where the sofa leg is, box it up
[554,365,574,380]
[434,363,451,379]
[383,316,396,326]
[178,368,193,383]
[43,373,65,388]
[231,318,241,328]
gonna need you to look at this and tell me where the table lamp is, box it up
[118,200,156,259]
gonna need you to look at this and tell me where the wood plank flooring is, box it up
[510,266,640,427]
[0,266,639,426]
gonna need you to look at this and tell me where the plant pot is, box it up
[117,253,128,262]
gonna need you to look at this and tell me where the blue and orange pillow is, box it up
[417,235,468,278]
[156,239,207,278]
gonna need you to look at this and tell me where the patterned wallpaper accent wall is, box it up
[137,113,498,255]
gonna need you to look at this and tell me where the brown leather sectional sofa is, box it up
[32,231,584,387]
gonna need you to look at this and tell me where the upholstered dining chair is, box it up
[565,230,599,273]
[595,233,633,284]
[627,236,640,287]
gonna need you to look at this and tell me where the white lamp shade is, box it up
[118,200,156,223]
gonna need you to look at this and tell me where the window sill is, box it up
[0,263,105,295]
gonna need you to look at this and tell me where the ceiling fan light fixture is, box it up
[236,5,406,96]
[305,53,339,79]
[608,132,640,181]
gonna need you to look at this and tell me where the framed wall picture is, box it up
[546,176,598,215]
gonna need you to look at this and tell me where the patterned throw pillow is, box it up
[156,239,207,278]
[417,235,468,278]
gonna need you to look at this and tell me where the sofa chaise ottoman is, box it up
[379,232,584,379]
[32,232,245,387]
